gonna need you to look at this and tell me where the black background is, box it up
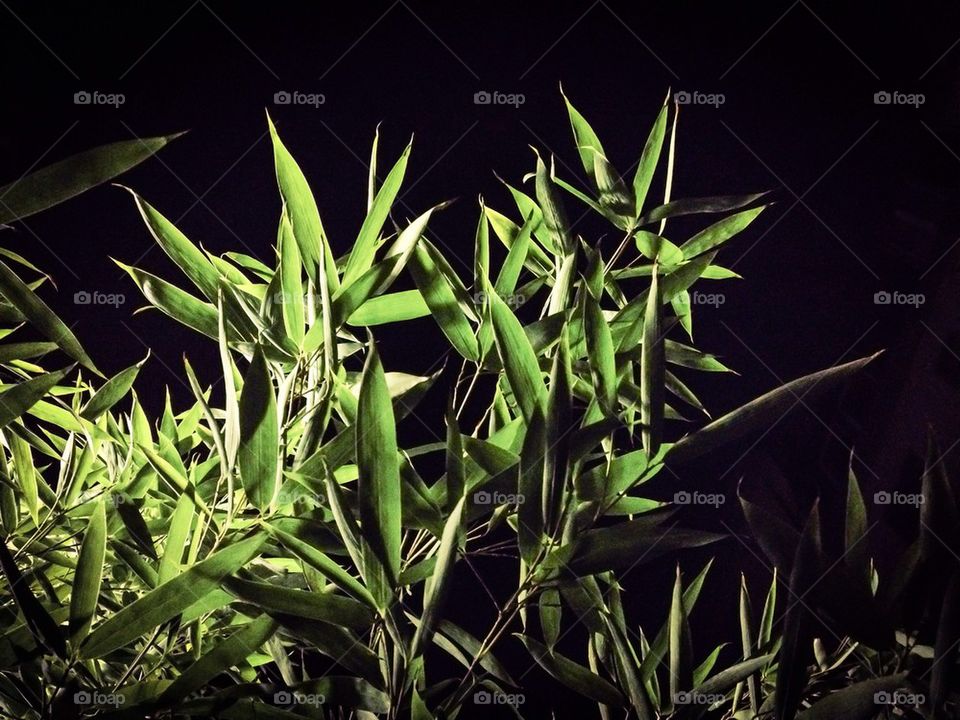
[3,2,960,717]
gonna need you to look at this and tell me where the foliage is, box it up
[0,94,899,719]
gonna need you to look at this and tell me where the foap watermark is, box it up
[473,690,525,707]
[473,490,525,506]
[273,691,326,707]
[74,290,125,308]
[874,490,924,507]
[74,691,126,708]
[74,90,125,108]
[73,90,127,108]
[674,90,725,108]
[275,486,325,505]
[690,291,725,307]
[108,492,135,508]
[473,290,525,308]
[873,290,924,308]
[473,90,525,108]
[874,690,925,708]
[674,490,726,508]
[273,90,326,108]
[674,691,725,706]
[873,90,925,108]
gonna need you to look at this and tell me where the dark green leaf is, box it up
[668,353,882,466]
[69,500,106,641]
[0,134,180,224]
[80,533,266,659]
[238,348,279,509]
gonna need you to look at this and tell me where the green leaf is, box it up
[693,644,726,686]
[278,211,305,347]
[238,347,279,509]
[223,577,373,629]
[638,559,714,683]
[518,635,625,706]
[0,368,71,429]
[267,113,337,292]
[356,343,401,604]
[601,614,654,719]
[117,262,219,339]
[69,500,107,641]
[0,537,66,658]
[591,150,634,217]
[80,533,266,659]
[218,298,240,468]
[80,355,145,420]
[158,493,194,584]
[0,134,180,225]
[411,496,465,655]
[158,614,278,706]
[695,653,776,696]
[495,213,536,298]
[273,615,382,686]
[638,192,768,226]
[408,243,479,361]
[582,292,616,410]
[562,89,606,185]
[489,288,546,424]
[535,153,572,253]
[634,231,683,266]
[680,205,766,259]
[485,204,551,276]
[445,407,465,509]
[347,290,430,326]
[759,568,778,647]
[567,518,723,576]
[795,673,909,720]
[337,207,437,325]
[342,140,411,286]
[667,566,693,711]
[668,352,882,466]
[8,433,38,525]
[0,260,98,374]
[0,342,57,363]
[641,262,664,455]
[518,406,546,564]
[474,197,490,287]
[430,620,516,687]
[267,525,375,609]
[632,96,669,217]
[739,574,760,715]
[129,191,220,300]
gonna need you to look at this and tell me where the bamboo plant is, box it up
[0,94,890,719]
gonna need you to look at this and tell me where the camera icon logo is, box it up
[474,690,492,704]
[73,691,91,705]
[873,91,892,105]
[873,291,891,305]
[873,491,891,505]
[274,91,292,105]
[273,691,293,704]
[74,290,92,305]
[473,490,492,505]
[73,91,92,105]
[674,91,691,104]
[474,90,492,105]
